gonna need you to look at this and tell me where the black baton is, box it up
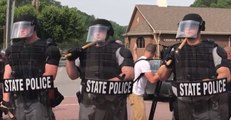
[148,81,162,120]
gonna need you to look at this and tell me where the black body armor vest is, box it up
[79,41,122,80]
[174,41,217,81]
[8,40,47,78]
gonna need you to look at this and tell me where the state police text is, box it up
[177,78,227,97]
[85,79,133,95]
[3,76,54,92]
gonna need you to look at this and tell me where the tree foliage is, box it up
[0,0,126,49]
[15,0,61,7]
[0,0,7,47]
[110,21,126,43]
[39,6,85,45]
[191,0,231,8]
[0,0,7,26]
[14,5,36,18]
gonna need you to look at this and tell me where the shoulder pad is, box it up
[217,46,227,59]
[119,47,132,58]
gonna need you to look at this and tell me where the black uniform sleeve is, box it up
[117,47,134,67]
[46,45,61,66]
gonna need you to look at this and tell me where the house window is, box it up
[136,36,145,48]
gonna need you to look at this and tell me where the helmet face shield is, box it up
[11,21,34,39]
[176,20,200,39]
[86,25,109,43]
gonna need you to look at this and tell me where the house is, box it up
[124,5,231,58]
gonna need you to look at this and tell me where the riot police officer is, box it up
[65,19,134,120]
[155,13,231,120]
[1,14,61,120]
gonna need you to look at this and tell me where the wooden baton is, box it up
[64,41,97,58]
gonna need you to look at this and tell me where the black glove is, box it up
[66,47,82,61]
[0,100,11,114]
[162,51,174,68]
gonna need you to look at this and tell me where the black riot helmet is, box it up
[182,13,205,31]
[92,19,114,36]
[11,14,39,39]
[86,19,114,42]
[176,13,205,39]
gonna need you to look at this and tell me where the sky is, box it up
[56,0,195,26]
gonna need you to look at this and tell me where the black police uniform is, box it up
[5,39,61,120]
[77,40,134,120]
[168,40,229,120]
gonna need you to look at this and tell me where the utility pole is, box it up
[5,0,15,48]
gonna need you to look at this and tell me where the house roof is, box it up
[126,5,231,35]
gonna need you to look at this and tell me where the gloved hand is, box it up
[0,100,11,114]
[66,47,82,61]
[162,51,174,68]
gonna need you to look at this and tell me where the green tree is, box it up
[0,0,7,47]
[14,5,36,19]
[39,5,85,47]
[213,0,231,8]
[15,0,31,7]
[0,0,127,49]
[15,0,61,7]
[0,0,7,26]
[111,22,126,43]
[191,0,231,8]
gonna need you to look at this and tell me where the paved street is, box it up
[53,66,172,120]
